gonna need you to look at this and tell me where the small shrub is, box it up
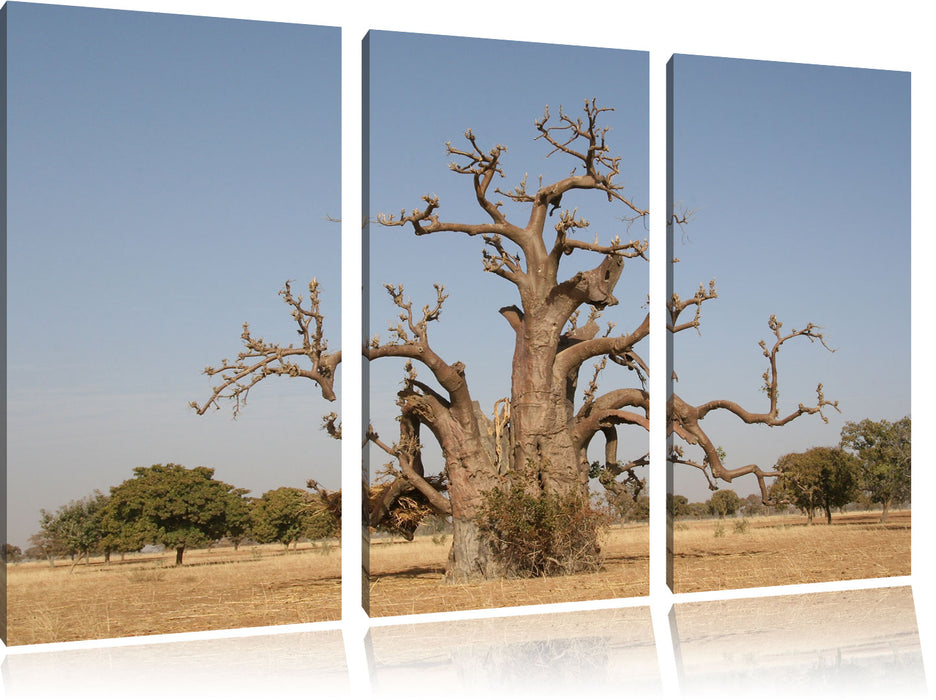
[479,463,610,577]
[733,519,750,535]
[431,533,448,546]
[713,523,726,538]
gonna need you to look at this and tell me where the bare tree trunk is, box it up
[508,316,586,499]
[880,497,891,523]
[442,425,504,582]
[69,551,84,573]
[175,546,185,566]
[445,516,508,582]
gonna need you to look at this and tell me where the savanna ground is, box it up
[671,509,910,593]
[367,523,650,616]
[368,509,910,615]
[5,510,910,644]
[5,541,340,646]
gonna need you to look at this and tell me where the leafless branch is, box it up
[668,280,718,334]
[533,98,648,218]
[191,280,341,416]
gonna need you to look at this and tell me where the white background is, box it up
[3,1,932,698]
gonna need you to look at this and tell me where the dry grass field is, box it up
[367,522,650,617]
[671,509,910,593]
[5,541,340,646]
[6,510,910,645]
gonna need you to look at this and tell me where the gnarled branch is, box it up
[191,280,341,416]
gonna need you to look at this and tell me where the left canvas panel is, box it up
[3,2,341,645]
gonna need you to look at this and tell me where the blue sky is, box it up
[5,3,341,548]
[365,31,650,484]
[670,55,910,501]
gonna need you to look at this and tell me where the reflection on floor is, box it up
[1,629,348,699]
[1,585,925,698]
[672,586,925,696]
[367,606,660,698]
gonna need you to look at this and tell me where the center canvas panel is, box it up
[364,31,650,615]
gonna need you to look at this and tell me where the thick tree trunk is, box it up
[175,546,185,566]
[824,503,833,525]
[442,431,504,582]
[880,498,891,523]
[508,313,589,499]
[445,516,508,582]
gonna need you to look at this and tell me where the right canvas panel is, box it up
[667,55,910,593]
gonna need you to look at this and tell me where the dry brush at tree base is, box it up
[5,542,340,646]
[670,510,910,594]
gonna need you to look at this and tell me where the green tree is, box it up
[38,491,110,570]
[840,417,910,523]
[3,544,23,563]
[108,464,250,565]
[707,489,741,519]
[223,492,253,551]
[770,447,860,525]
[667,494,690,519]
[26,531,59,567]
[96,500,149,563]
[251,487,317,550]
[741,493,768,516]
[305,503,340,542]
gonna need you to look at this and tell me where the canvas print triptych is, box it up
[2,2,912,653]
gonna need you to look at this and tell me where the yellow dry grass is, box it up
[366,523,650,617]
[6,541,340,646]
[7,510,907,645]
[671,509,910,593]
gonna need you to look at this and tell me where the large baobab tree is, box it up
[194,99,834,582]
[366,99,652,580]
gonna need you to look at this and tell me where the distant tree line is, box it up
[668,417,910,525]
[15,463,340,567]
[667,490,790,521]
